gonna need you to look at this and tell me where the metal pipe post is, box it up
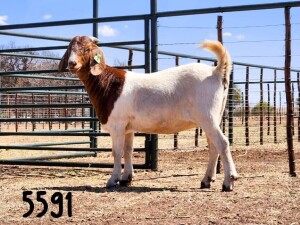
[150,0,158,170]
[90,0,99,149]
[216,15,223,173]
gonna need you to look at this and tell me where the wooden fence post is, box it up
[241,92,244,124]
[128,49,133,71]
[274,70,277,143]
[280,92,282,124]
[260,68,264,145]
[195,128,199,147]
[217,15,223,44]
[292,83,295,135]
[284,6,296,176]
[267,84,270,135]
[297,72,300,142]
[245,66,250,146]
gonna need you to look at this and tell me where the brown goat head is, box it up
[58,36,106,79]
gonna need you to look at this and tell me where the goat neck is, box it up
[82,66,126,124]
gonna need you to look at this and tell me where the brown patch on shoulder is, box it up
[83,66,126,124]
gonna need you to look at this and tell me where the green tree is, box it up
[232,84,243,107]
[229,84,243,117]
[251,102,275,116]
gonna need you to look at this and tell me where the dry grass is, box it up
[0,123,300,224]
[1,148,300,225]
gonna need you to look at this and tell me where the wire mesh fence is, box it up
[0,53,299,151]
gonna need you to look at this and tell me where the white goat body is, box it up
[105,41,232,134]
[106,62,222,134]
[59,36,237,191]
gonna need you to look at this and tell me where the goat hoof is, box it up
[200,182,211,189]
[231,175,238,181]
[106,182,119,189]
[106,185,118,190]
[106,180,119,189]
[119,174,133,187]
[200,177,214,189]
[222,184,233,192]
[119,180,132,187]
[221,175,237,192]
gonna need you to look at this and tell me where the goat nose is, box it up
[68,61,77,68]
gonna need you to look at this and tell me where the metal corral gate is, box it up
[0,0,159,170]
[0,0,299,175]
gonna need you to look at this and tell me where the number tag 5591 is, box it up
[23,191,72,218]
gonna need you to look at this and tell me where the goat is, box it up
[59,36,238,192]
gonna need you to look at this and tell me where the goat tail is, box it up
[200,40,232,86]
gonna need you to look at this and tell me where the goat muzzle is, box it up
[68,61,77,70]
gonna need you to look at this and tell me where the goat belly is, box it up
[127,117,197,134]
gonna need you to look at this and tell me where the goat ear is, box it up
[89,36,99,43]
[90,48,106,75]
[58,49,69,72]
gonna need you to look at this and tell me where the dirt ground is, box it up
[0,143,300,225]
